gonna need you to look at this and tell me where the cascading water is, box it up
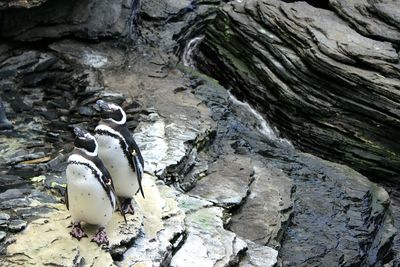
[228,91,292,146]
[182,36,204,68]
[182,36,291,145]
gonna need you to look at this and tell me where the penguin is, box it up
[0,96,12,130]
[94,100,144,215]
[65,127,125,246]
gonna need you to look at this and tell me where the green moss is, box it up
[188,208,220,231]
[31,175,46,183]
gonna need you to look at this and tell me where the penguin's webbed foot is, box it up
[70,222,87,240]
[122,198,135,215]
[91,227,109,246]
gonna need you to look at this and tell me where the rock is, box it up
[0,0,48,9]
[0,213,10,221]
[120,175,186,266]
[189,153,253,208]
[0,231,6,242]
[239,240,278,267]
[330,0,400,43]
[229,163,293,248]
[8,220,27,233]
[278,153,397,266]
[189,72,397,266]
[0,0,138,41]
[3,196,141,265]
[0,213,10,230]
[49,39,126,69]
[170,207,247,267]
[44,175,67,196]
[142,0,192,20]
[198,0,400,183]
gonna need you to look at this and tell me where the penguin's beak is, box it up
[73,127,86,138]
[96,100,112,112]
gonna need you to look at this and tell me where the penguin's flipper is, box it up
[134,156,145,199]
[120,126,145,198]
[65,185,69,210]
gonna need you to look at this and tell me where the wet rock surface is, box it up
[197,0,400,184]
[239,240,278,267]
[0,0,138,41]
[191,75,397,266]
[229,163,293,249]
[188,153,253,208]
[0,0,399,266]
[0,0,48,9]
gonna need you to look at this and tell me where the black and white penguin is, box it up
[65,127,125,246]
[94,100,144,215]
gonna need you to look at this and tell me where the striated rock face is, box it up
[0,0,138,41]
[330,0,400,44]
[197,0,400,183]
[192,75,396,266]
[0,0,49,9]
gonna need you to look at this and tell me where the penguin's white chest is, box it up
[66,160,114,226]
[95,133,139,198]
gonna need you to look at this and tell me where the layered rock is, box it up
[197,0,400,183]
[0,0,48,9]
[330,0,400,44]
[191,74,396,266]
[0,2,398,265]
[0,0,138,41]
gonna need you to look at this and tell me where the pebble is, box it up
[0,231,6,241]
[8,220,27,233]
[0,213,10,221]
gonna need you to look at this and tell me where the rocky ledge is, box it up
[0,0,139,41]
[196,0,400,184]
[0,0,399,266]
[0,40,396,265]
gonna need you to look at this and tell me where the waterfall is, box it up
[182,36,204,68]
[182,36,291,145]
[228,91,292,146]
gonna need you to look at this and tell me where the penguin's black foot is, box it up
[122,198,135,215]
[91,227,109,246]
[70,222,87,240]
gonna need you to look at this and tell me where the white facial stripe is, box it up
[95,125,129,152]
[69,154,103,176]
[119,107,127,124]
[110,103,119,109]
[105,105,126,125]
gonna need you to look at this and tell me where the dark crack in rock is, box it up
[229,163,293,249]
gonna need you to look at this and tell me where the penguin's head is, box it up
[73,127,98,156]
[96,100,126,125]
